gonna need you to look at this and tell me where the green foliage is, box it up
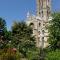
[26,48,40,60]
[45,13,60,60]
[0,18,6,29]
[45,49,60,60]
[0,18,12,49]
[0,19,39,60]
[0,18,7,49]
[11,21,36,57]
[48,13,60,50]
[0,18,7,37]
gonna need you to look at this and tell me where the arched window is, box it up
[29,23,34,28]
[30,23,34,25]
[39,22,41,27]
[42,30,45,34]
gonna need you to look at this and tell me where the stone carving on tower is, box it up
[26,0,52,48]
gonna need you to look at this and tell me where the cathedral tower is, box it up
[36,0,51,21]
[36,0,51,48]
[26,0,51,48]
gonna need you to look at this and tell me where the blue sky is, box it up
[0,0,60,30]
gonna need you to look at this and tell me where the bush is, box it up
[26,49,40,60]
[45,49,60,60]
[0,48,21,60]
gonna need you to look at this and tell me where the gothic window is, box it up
[30,23,34,25]
[29,23,34,28]
[39,22,41,27]
[47,9,50,18]
[42,37,44,40]
[41,10,43,17]
[42,30,45,34]
[41,37,44,47]
[39,12,40,15]
[42,37,44,45]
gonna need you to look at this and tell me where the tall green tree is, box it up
[0,18,6,35]
[11,21,36,57]
[48,13,60,50]
[0,18,11,49]
[0,18,7,48]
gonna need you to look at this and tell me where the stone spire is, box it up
[27,11,30,18]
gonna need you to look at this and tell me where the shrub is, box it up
[0,48,20,60]
[26,49,40,60]
[45,49,60,60]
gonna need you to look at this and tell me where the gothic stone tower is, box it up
[26,0,51,48]
[36,0,51,48]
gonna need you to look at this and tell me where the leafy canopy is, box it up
[48,13,60,50]
[11,21,36,57]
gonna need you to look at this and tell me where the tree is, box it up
[48,13,60,50]
[11,21,36,57]
[0,18,11,49]
[0,18,7,48]
[0,18,6,35]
